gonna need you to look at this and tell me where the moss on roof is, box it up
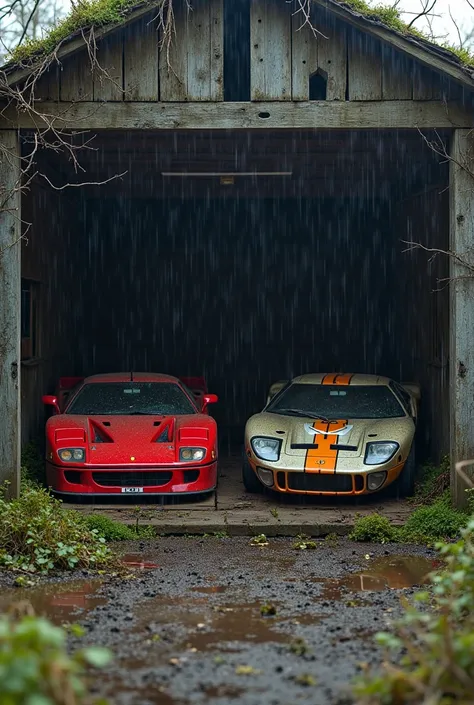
[9,0,148,64]
[4,0,474,70]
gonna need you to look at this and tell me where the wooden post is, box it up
[450,129,474,508]
[0,130,21,498]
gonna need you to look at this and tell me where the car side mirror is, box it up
[43,395,60,414]
[202,393,218,409]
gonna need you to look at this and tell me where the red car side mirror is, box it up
[202,393,218,409]
[43,395,60,414]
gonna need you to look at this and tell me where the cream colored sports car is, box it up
[243,373,420,497]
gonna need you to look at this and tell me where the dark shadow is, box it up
[224,0,250,101]
[309,69,328,100]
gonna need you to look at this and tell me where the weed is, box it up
[20,440,45,487]
[260,603,277,616]
[0,484,114,573]
[82,513,155,541]
[324,532,339,547]
[292,673,317,686]
[353,517,474,704]
[250,534,268,546]
[270,507,279,519]
[0,604,111,705]
[293,534,317,550]
[213,530,229,539]
[412,456,450,506]
[400,497,468,544]
[235,665,261,675]
[349,514,398,544]
[288,638,311,657]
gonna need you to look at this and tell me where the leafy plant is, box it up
[270,507,279,519]
[250,534,268,546]
[0,484,114,573]
[260,603,277,616]
[400,498,468,544]
[349,514,398,544]
[82,514,155,541]
[293,534,317,550]
[354,517,474,705]
[0,606,111,705]
[288,638,311,657]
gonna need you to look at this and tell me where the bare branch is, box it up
[39,171,128,190]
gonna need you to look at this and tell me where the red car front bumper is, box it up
[46,461,217,496]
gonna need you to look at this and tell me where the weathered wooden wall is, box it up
[396,188,450,464]
[33,0,462,104]
[20,181,80,446]
[450,130,474,506]
[0,130,21,496]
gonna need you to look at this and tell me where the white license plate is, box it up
[121,487,144,494]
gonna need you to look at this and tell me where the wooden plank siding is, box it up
[159,0,224,101]
[26,0,466,105]
[124,16,159,101]
[291,12,346,101]
[450,129,474,508]
[250,0,291,100]
[0,130,21,498]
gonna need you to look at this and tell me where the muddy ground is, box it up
[0,538,439,704]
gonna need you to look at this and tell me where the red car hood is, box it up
[47,414,215,466]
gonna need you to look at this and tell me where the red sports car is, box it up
[42,373,218,497]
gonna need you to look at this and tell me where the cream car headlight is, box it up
[180,447,205,462]
[58,448,85,462]
[364,442,399,465]
[251,437,281,462]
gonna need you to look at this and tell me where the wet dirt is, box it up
[1,538,439,704]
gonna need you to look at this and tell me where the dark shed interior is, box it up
[21,129,449,460]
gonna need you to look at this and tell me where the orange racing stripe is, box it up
[305,420,348,473]
[322,373,354,386]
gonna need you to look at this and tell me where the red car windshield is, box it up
[267,384,405,420]
[65,382,197,416]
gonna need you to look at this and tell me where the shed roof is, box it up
[2,0,474,90]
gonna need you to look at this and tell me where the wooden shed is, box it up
[1,0,474,501]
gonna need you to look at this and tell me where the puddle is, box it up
[122,553,160,569]
[0,580,105,624]
[313,555,437,599]
[134,595,308,652]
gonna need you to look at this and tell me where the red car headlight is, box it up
[58,448,85,462]
[180,448,205,461]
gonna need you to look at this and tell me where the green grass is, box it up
[5,0,474,67]
[82,513,156,541]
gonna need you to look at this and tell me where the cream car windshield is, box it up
[268,384,406,420]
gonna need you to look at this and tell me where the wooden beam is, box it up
[450,129,474,508]
[314,0,474,92]
[1,100,472,130]
[0,130,21,498]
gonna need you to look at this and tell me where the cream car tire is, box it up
[242,455,263,493]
